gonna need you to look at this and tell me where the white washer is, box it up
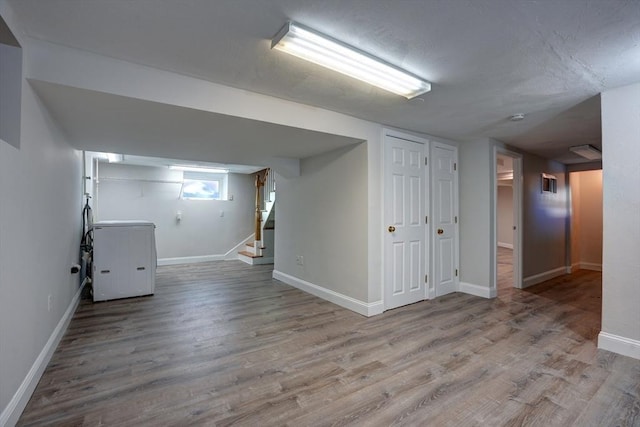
[92,220,157,302]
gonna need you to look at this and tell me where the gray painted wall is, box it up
[0,20,83,423]
[275,143,368,302]
[521,153,567,278]
[601,81,640,343]
[97,163,255,260]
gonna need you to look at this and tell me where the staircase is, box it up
[238,169,275,265]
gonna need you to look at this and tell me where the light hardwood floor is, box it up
[18,261,640,426]
[497,246,514,292]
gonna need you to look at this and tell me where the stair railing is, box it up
[254,169,269,242]
[263,168,275,208]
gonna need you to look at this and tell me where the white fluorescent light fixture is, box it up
[271,21,431,99]
[169,165,228,174]
[106,153,124,163]
[569,144,602,160]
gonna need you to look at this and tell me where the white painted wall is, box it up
[497,185,514,247]
[0,3,83,421]
[97,163,255,260]
[600,81,640,357]
[274,143,368,302]
[570,170,602,270]
[459,138,493,289]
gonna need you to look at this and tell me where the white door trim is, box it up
[493,146,523,292]
[381,129,430,309]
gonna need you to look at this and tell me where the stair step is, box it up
[238,250,263,259]
[246,242,266,249]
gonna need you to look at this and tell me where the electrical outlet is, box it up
[296,255,304,266]
[47,295,52,312]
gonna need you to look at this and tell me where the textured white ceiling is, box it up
[8,0,640,163]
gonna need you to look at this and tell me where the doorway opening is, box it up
[568,169,603,273]
[494,149,522,295]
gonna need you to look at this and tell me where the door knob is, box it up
[388,226,396,233]
[437,228,444,234]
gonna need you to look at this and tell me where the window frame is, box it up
[179,172,228,201]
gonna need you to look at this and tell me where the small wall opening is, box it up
[0,13,22,149]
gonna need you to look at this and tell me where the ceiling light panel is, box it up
[569,144,602,160]
[272,22,431,99]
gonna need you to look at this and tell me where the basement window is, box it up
[180,172,228,200]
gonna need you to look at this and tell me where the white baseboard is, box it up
[0,280,87,427]
[497,242,514,249]
[598,331,640,360]
[459,282,496,298]
[158,234,256,266]
[158,254,225,266]
[272,270,383,317]
[522,266,568,288]
[568,262,603,273]
[238,253,274,265]
[580,262,602,272]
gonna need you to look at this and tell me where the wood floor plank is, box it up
[17,261,640,426]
